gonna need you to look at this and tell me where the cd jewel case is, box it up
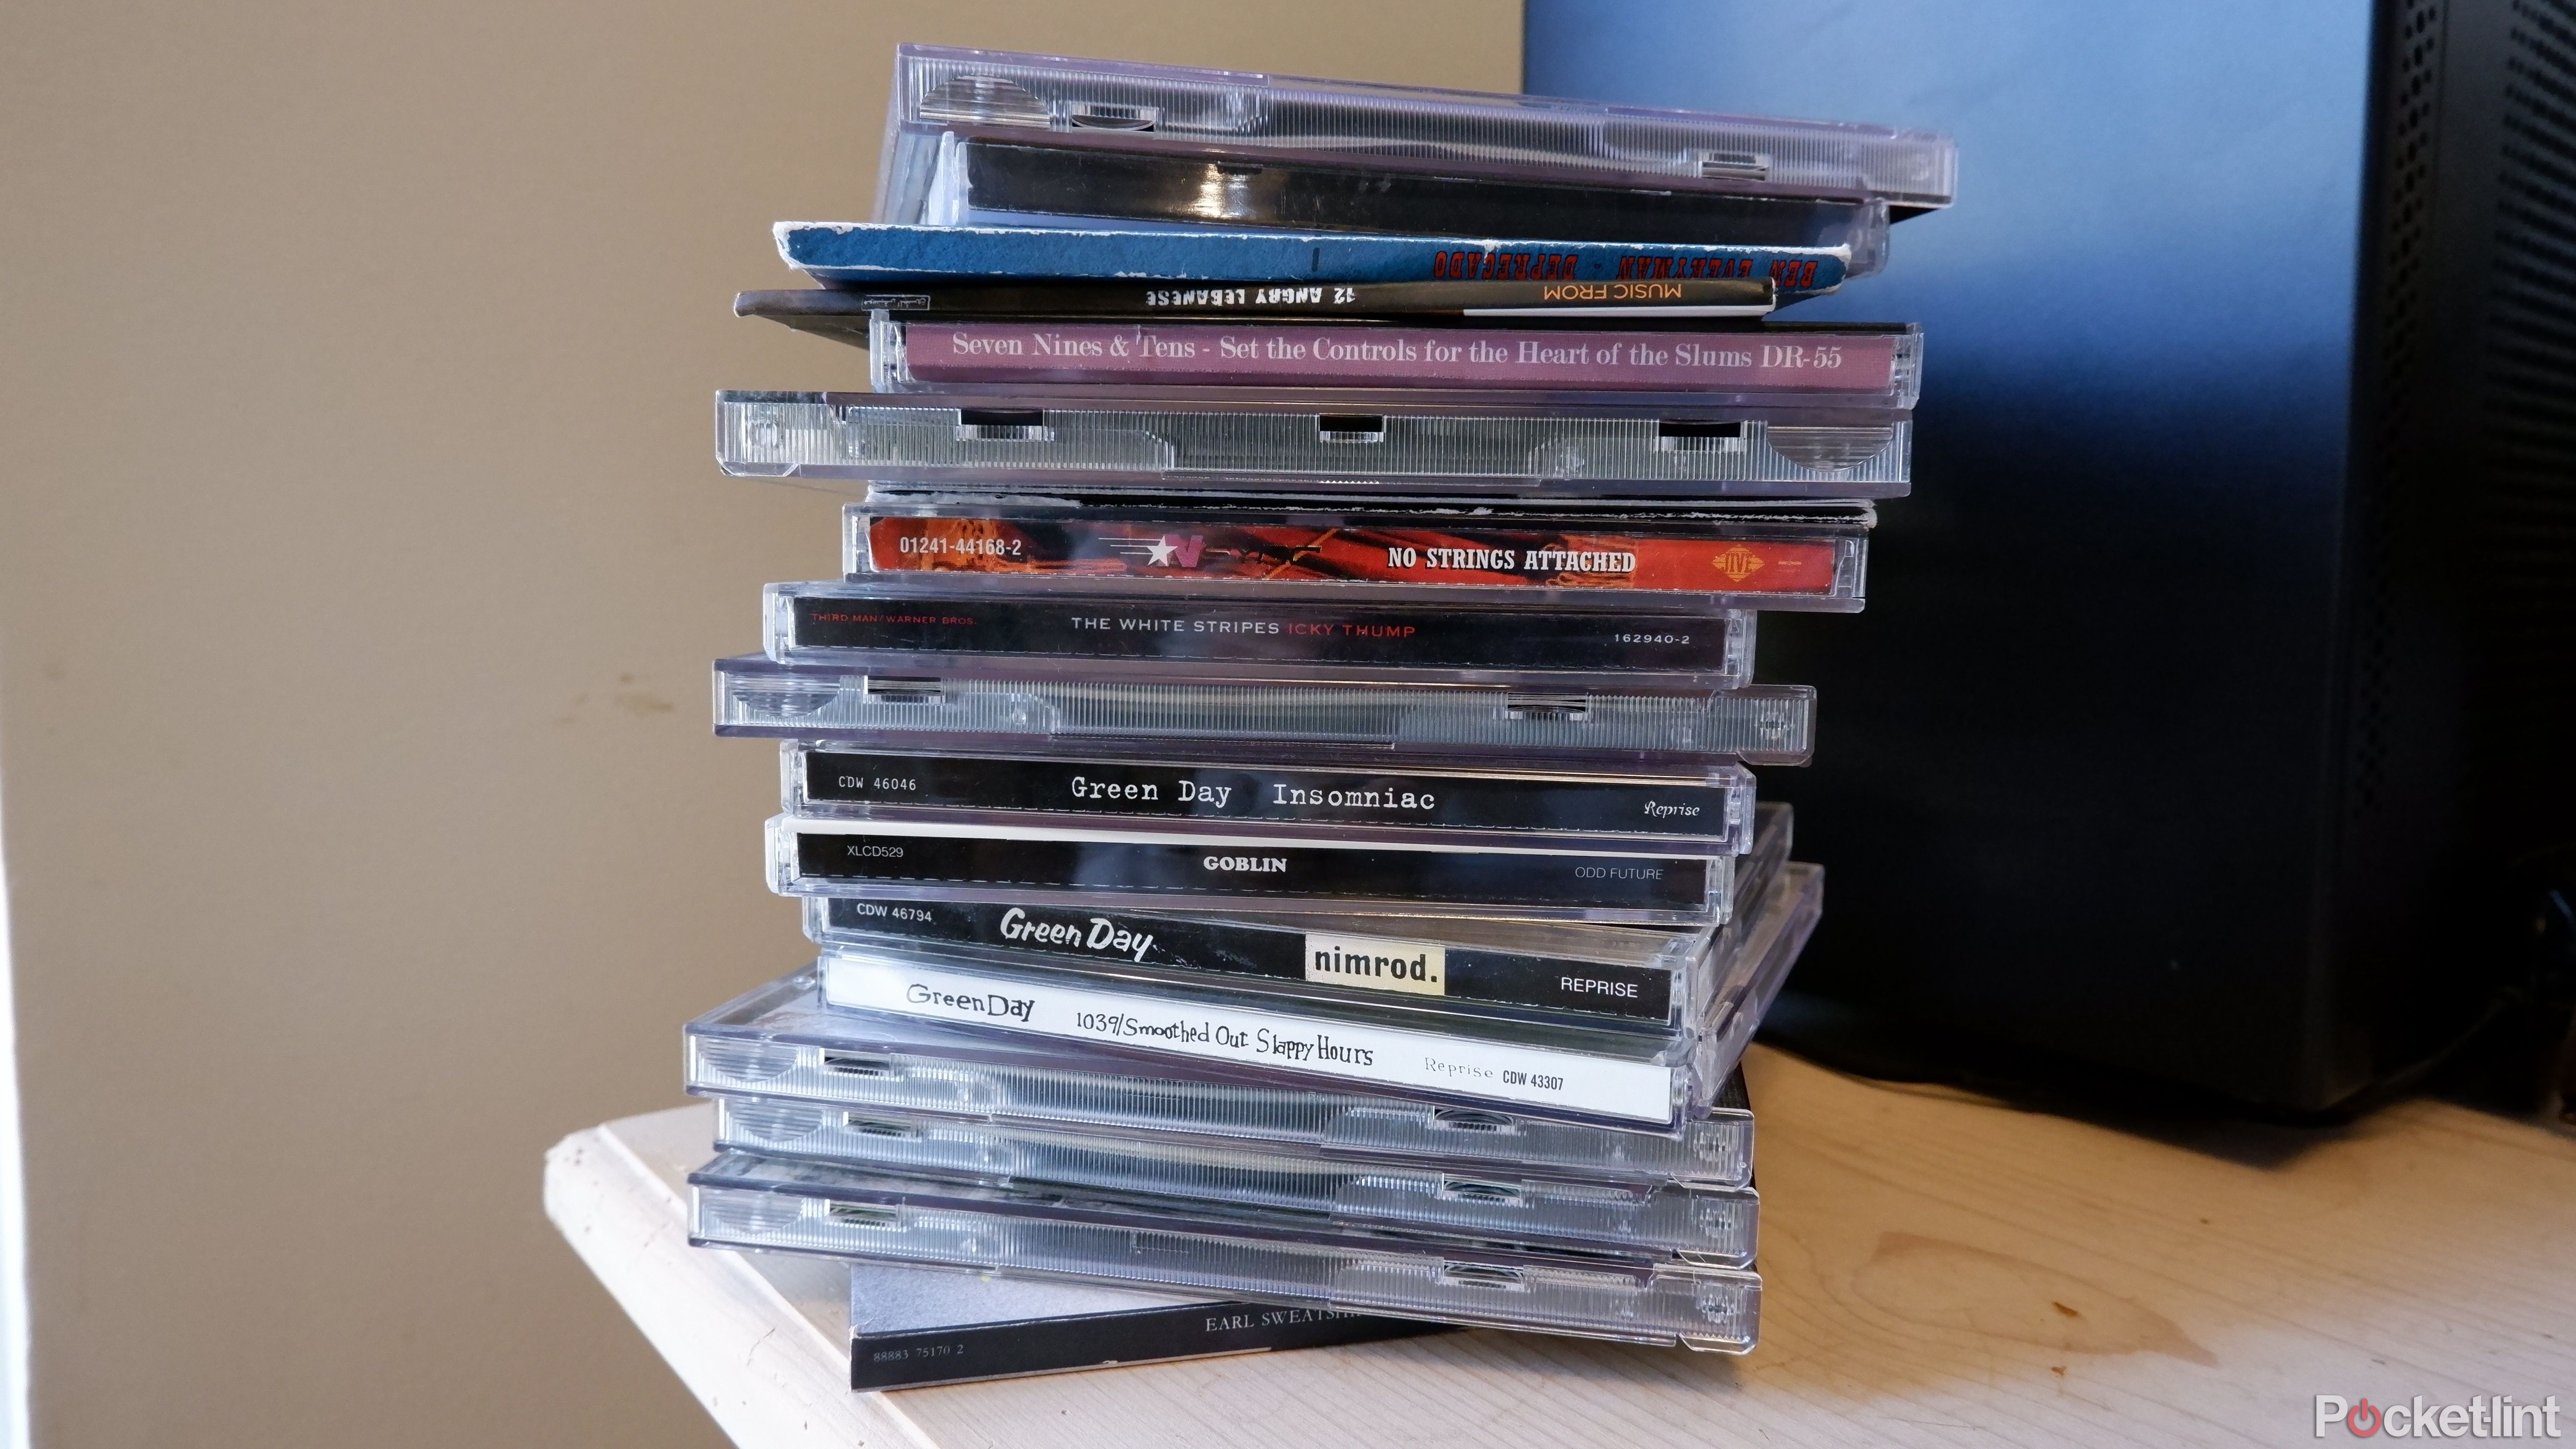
[768,814,1740,923]
[804,863,1817,1128]
[876,43,1956,223]
[799,800,1791,1033]
[713,655,1817,762]
[689,1150,1761,1350]
[780,741,1756,854]
[687,972,1758,1185]
[879,44,1956,204]
[905,131,1887,272]
[715,391,1912,498]
[845,494,1872,609]
[711,1094,1758,1267]
[762,579,1759,690]
[656,36,1949,1367]
[866,314,1924,410]
[813,942,1711,1125]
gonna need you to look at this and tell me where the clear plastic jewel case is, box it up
[864,313,1924,410]
[844,493,1872,610]
[762,578,1758,691]
[769,813,1738,925]
[687,971,1756,1183]
[801,863,1817,1129]
[779,740,1757,855]
[689,1150,1760,1350]
[796,802,1792,1035]
[878,45,1956,206]
[716,391,1911,498]
[899,128,1886,273]
[710,1094,1758,1267]
[713,655,1817,763]
[876,43,1954,283]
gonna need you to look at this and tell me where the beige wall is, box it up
[0,5,1516,1444]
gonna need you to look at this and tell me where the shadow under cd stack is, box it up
[686,44,1952,1387]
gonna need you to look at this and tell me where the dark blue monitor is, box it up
[1527,0,2576,1110]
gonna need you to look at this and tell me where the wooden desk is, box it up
[547,1046,2576,1448]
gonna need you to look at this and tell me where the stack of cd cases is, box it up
[677,43,1950,1384]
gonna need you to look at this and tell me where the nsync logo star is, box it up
[1108,535,1206,569]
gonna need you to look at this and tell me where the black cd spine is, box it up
[851,1304,1442,1390]
[816,898,1681,1022]
[799,749,1738,841]
[790,829,1716,914]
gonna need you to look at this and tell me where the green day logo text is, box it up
[996,906,1157,964]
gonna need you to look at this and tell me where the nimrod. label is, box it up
[1304,933,1447,996]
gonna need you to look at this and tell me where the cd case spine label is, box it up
[751,276,1775,322]
[814,954,1683,1124]
[814,898,1681,1022]
[878,319,1904,396]
[775,222,1847,296]
[773,588,1750,680]
[781,823,1719,915]
[852,1304,1436,1390]
[795,748,1747,842]
[859,516,1855,598]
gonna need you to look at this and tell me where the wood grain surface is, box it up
[551,1045,2576,1448]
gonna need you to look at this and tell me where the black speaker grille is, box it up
[2486,0,2576,852]
[2349,0,2450,822]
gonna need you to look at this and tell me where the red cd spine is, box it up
[868,517,1844,595]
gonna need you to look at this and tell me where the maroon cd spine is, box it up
[885,319,1902,396]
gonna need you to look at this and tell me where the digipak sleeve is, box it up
[775,222,1848,298]
[845,1264,1437,1390]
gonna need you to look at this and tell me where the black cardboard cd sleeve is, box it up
[850,1266,1436,1390]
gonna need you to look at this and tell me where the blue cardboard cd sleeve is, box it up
[774,222,1848,295]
